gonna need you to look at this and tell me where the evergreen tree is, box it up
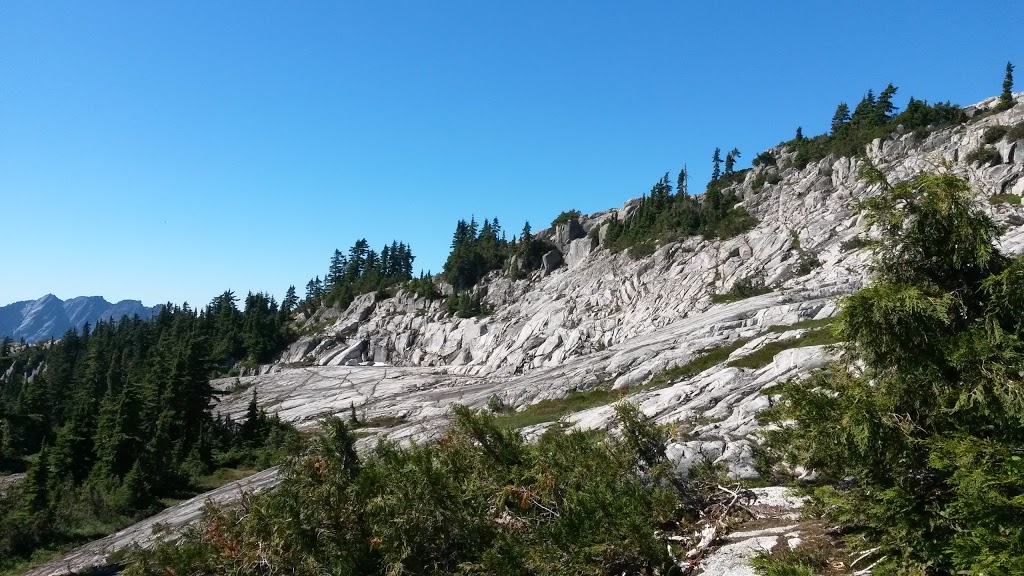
[676,166,688,197]
[724,148,741,175]
[875,82,899,123]
[762,170,1024,574]
[830,102,851,135]
[1000,61,1015,109]
[24,443,50,512]
[282,285,298,313]
[326,249,347,291]
[711,147,722,180]
[850,89,877,127]
[794,126,804,141]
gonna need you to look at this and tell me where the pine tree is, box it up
[116,459,152,514]
[711,148,722,180]
[24,443,50,512]
[794,127,804,141]
[876,83,899,123]
[240,389,262,444]
[762,169,1024,574]
[850,90,876,127]
[830,102,851,135]
[724,148,741,175]
[283,285,298,313]
[676,166,688,197]
[1000,61,1015,109]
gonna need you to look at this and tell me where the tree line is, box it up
[300,239,416,314]
[0,295,298,567]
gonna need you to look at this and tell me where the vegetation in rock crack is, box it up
[988,193,1023,205]
[493,385,626,429]
[964,144,1002,167]
[643,338,753,390]
[0,302,300,572]
[1006,121,1024,142]
[750,531,835,576]
[124,405,743,575]
[726,325,840,371]
[759,171,1024,575]
[710,276,772,303]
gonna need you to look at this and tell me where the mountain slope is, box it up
[25,92,1024,576]
[0,294,159,342]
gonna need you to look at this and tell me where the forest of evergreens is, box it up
[0,295,299,570]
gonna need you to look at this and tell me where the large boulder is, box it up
[542,249,563,274]
[553,219,585,253]
[565,236,598,267]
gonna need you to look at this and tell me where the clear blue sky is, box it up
[2,1,1021,307]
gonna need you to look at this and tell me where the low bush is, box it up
[964,144,1001,166]
[710,277,771,303]
[982,124,1010,143]
[551,209,582,228]
[989,194,1023,205]
[1006,121,1024,142]
[125,406,727,576]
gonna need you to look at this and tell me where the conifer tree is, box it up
[711,147,722,180]
[1000,61,1015,109]
[762,169,1024,574]
[24,443,50,512]
[875,83,899,123]
[676,166,688,197]
[830,102,851,135]
[282,285,298,313]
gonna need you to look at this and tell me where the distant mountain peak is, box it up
[0,294,159,342]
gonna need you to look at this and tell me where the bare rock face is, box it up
[552,218,586,253]
[541,249,563,273]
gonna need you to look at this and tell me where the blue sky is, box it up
[1,1,1021,307]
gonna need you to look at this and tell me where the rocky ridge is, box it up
[26,93,1024,576]
[0,294,159,343]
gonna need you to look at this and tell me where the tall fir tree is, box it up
[1001,61,1015,108]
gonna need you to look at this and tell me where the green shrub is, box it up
[750,539,832,576]
[125,407,710,576]
[760,172,1024,574]
[726,326,839,370]
[626,241,657,259]
[964,145,1001,166]
[405,275,443,300]
[551,209,582,228]
[752,151,777,167]
[710,277,771,303]
[1006,121,1024,141]
[751,170,782,192]
[446,291,489,318]
[989,194,1023,205]
[839,235,872,251]
[796,251,820,276]
[982,124,1010,143]
[711,206,759,239]
[643,338,753,390]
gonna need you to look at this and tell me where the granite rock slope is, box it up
[27,94,1024,576]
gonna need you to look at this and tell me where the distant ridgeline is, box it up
[0,295,161,344]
